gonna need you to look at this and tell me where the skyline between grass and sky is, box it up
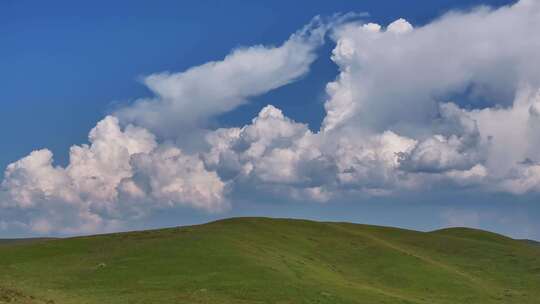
[2,0,540,240]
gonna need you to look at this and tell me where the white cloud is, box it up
[204,105,319,188]
[114,16,331,142]
[386,18,413,34]
[319,0,540,194]
[445,164,488,186]
[498,160,540,194]
[204,106,419,200]
[468,88,540,175]
[0,147,122,234]
[398,103,485,173]
[1,116,226,234]
[2,149,78,208]
[324,1,540,133]
[126,145,227,212]
[66,116,157,206]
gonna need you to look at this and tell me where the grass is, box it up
[0,217,539,303]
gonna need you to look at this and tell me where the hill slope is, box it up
[1,217,539,304]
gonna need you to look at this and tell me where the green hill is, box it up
[1,217,539,304]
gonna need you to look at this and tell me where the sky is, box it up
[3,0,540,240]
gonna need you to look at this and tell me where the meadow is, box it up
[1,217,539,304]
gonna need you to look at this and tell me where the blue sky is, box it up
[4,0,540,240]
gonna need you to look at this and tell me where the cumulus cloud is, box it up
[66,116,157,206]
[204,105,333,201]
[1,117,227,233]
[319,0,540,192]
[2,149,78,209]
[126,145,227,212]
[398,103,485,173]
[204,105,419,200]
[0,148,121,234]
[3,0,540,234]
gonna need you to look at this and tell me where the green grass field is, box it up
[1,217,539,304]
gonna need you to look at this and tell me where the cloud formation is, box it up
[324,0,540,133]
[3,1,540,234]
[114,16,331,143]
[1,117,225,233]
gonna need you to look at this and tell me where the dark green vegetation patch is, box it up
[1,218,539,303]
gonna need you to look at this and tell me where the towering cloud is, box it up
[317,0,540,191]
[2,0,540,234]
[324,0,540,133]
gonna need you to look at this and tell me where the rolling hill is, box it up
[0,217,539,304]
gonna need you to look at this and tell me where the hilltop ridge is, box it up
[1,217,539,304]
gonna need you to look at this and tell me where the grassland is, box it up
[1,217,539,304]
